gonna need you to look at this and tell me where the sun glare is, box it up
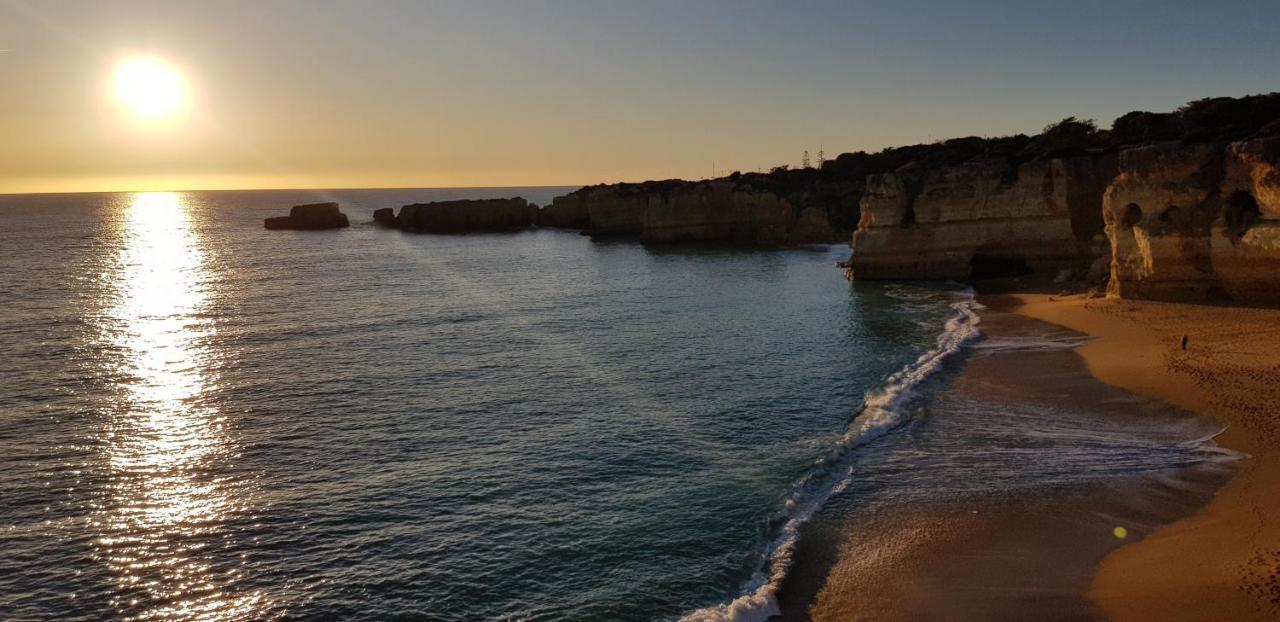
[113,56,185,119]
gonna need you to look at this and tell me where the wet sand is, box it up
[779,304,1239,621]
[1007,294,1280,621]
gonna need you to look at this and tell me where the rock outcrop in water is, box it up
[264,202,350,230]
[372,207,399,228]
[1105,137,1280,305]
[397,198,535,233]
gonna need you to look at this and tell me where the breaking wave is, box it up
[680,288,981,622]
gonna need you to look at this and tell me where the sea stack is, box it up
[264,202,351,230]
[372,207,400,228]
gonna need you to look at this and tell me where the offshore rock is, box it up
[372,207,399,228]
[264,202,350,230]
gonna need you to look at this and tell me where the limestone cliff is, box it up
[577,186,650,236]
[1105,138,1280,305]
[538,194,590,228]
[397,198,534,233]
[545,180,851,245]
[849,155,1116,280]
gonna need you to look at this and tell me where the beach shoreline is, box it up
[780,292,1279,621]
[1001,293,1280,621]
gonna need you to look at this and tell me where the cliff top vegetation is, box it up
[564,92,1280,200]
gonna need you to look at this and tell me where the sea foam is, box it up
[680,288,981,622]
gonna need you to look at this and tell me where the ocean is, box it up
[0,188,1233,621]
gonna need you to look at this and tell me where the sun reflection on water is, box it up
[95,192,265,620]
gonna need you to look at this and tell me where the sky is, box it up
[2,0,1279,194]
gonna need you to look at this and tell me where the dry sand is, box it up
[789,309,1232,621]
[1007,294,1280,621]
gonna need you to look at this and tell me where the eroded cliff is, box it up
[534,92,1280,304]
[397,198,535,233]
[545,179,853,245]
[849,155,1115,280]
[1105,138,1280,305]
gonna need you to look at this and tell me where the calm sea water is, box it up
[0,188,1233,621]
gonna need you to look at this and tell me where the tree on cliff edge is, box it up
[1026,117,1099,158]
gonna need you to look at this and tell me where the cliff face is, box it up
[398,198,534,233]
[849,155,1116,280]
[843,136,1280,303]
[547,181,850,245]
[1105,138,1280,304]
[538,195,590,228]
[640,183,809,245]
[580,187,649,235]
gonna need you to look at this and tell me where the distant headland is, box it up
[269,92,1280,307]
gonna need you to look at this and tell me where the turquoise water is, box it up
[0,189,961,620]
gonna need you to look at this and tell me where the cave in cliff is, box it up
[1224,191,1261,238]
[1122,203,1143,229]
[968,252,1034,281]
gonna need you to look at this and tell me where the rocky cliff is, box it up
[1105,138,1280,305]
[849,155,1116,280]
[837,92,1280,304]
[844,137,1280,304]
[545,179,852,245]
[538,194,590,228]
[397,198,535,233]
[533,92,1280,304]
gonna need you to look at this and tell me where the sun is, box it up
[113,57,185,119]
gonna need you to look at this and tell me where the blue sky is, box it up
[2,0,1278,191]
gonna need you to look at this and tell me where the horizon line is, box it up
[0,182,593,198]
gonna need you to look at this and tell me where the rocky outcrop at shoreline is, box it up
[372,207,398,227]
[264,202,350,230]
[845,135,1280,305]
[836,92,1280,305]
[358,91,1280,305]
[850,155,1115,280]
[1105,137,1280,305]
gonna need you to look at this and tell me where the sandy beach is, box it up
[1007,294,1280,621]
[783,294,1280,621]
